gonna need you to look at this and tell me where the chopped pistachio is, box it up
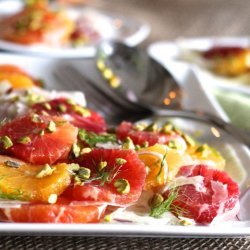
[68,163,80,172]
[78,167,91,180]
[168,140,182,150]
[78,129,86,141]
[57,104,67,112]
[98,161,107,171]
[173,126,182,135]
[182,134,196,147]
[72,105,91,117]
[48,194,57,204]
[31,114,43,123]
[160,123,174,134]
[26,91,45,105]
[41,110,49,116]
[195,144,209,158]
[71,143,81,158]
[46,121,56,133]
[145,166,150,175]
[114,178,130,194]
[36,164,55,178]
[74,175,82,185]
[134,123,147,131]
[179,217,195,226]
[135,145,141,151]
[1,136,13,149]
[103,214,112,223]
[39,130,45,136]
[122,137,135,150]
[43,102,51,110]
[81,147,92,155]
[109,76,121,88]
[66,99,75,105]
[144,123,158,132]
[142,141,149,148]
[4,160,21,168]
[149,193,164,208]
[18,136,31,145]
[115,158,127,165]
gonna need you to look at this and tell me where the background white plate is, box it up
[0,53,249,236]
[148,38,250,94]
[0,0,150,58]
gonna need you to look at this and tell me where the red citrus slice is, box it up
[0,199,106,223]
[0,114,78,164]
[164,164,240,224]
[64,148,146,205]
[116,121,185,147]
[32,98,107,133]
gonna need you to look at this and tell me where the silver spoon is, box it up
[96,40,181,111]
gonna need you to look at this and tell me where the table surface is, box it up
[1,0,250,249]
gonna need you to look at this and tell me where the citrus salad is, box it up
[179,45,250,85]
[0,64,240,225]
[0,1,108,47]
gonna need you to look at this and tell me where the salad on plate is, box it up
[0,64,244,226]
[0,0,150,57]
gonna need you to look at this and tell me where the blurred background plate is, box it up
[0,0,150,58]
[148,39,250,131]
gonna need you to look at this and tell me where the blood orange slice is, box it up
[64,148,146,205]
[32,98,107,133]
[163,164,240,224]
[0,114,78,164]
[116,121,185,148]
[0,199,106,223]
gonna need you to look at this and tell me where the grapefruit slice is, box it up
[163,164,240,224]
[64,148,146,205]
[32,98,107,133]
[0,199,106,223]
[0,114,78,164]
[116,121,185,148]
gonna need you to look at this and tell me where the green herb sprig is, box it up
[78,129,117,148]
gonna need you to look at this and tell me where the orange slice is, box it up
[188,144,225,171]
[138,144,193,190]
[0,73,35,89]
[0,156,71,203]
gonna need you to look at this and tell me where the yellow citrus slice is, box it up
[188,144,225,171]
[138,144,193,190]
[0,155,71,203]
[0,73,35,89]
